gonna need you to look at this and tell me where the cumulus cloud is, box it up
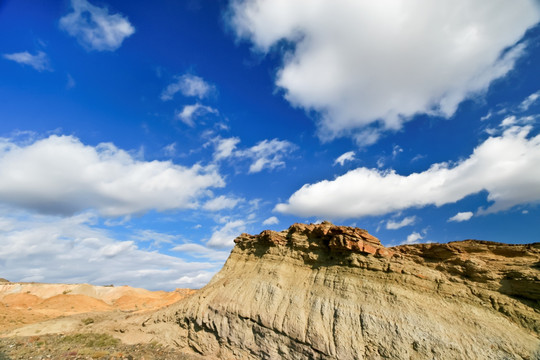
[3,51,50,71]
[176,103,219,127]
[202,195,243,211]
[0,135,224,217]
[386,216,416,230]
[448,211,474,222]
[262,216,279,225]
[0,211,218,289]
[276,125,540,218]
[334,151,355,166]
[161,74,214,101]
[207,219,246,248]
[229,0,540,143]
[60,0,135,51]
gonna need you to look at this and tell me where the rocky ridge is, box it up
[148,222,540,360]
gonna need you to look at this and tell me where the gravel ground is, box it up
[0,333,203,360]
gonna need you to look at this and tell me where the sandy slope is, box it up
[0,281,194,333]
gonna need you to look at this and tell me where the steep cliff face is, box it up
[151,222,540,360]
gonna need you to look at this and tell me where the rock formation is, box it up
[149,222,539,359]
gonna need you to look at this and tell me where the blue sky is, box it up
[1,0,539,290]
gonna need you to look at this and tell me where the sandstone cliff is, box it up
[148,222,539,359]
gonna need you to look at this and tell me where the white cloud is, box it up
[262,216,279,225]
[163,142,176,157]
[161,74,214,101]
[3,51,50,71]
[0,135,224,217]
[0,211,218,290]
[229,0,540,143]
[386,216,416,230]
[59,0,135,51]
[132,229,179,246]
[176,103,219,127]
[207,220,246,248]
[448,211,474,222]
[171,243,230,262]
[202,195,242,211]
[276,125,540,218]
[520,90,540,111]
[500,115,517,127]
[66,73,76,89]
[403,231,424,245]
[334,151,355,166]
[239,139,296,173]
[499,115,536,130]
[213,137,240,161]
[213,137,296,173]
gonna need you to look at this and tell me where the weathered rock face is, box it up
[151,222,540,360]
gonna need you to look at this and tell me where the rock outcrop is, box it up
[150,222,540,359]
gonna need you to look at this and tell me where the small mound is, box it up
[36,294,113,313]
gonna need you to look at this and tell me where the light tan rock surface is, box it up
[147,222,540,360]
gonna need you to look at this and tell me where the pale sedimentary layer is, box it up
[150,222,540,359]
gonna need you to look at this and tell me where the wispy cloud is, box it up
[448,211,473,222]
[403,231,424,245]
[239,139,297,173]
[520,90,540,111]
[334,151,355,166]
[60,0,135,51]
[386,216,416,230]
[262,216,279,226]
[161,74,214,101]
[212,137,296,173]
[3,51,50,71]
[176,103,219,127]
[202,195,243,211]
[207,219,246,248]
[0,211,217,290]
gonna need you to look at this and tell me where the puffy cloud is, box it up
[176,103,219,127]
[161,74,214,101]
[334,151,355,166]
[386,216,416,230]
[229,0,540,143]
[403,231,424,245]
[60,0,135,51]
[262,216,279,225]
[207,220,246,248]
[0,211,218,290]
[3,51,50,71]
[448,211,474,222]
[203,195,242,211]
[276,126,540,218]
[0,135,224,217]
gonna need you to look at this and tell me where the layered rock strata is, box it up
[150,222,540,359]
